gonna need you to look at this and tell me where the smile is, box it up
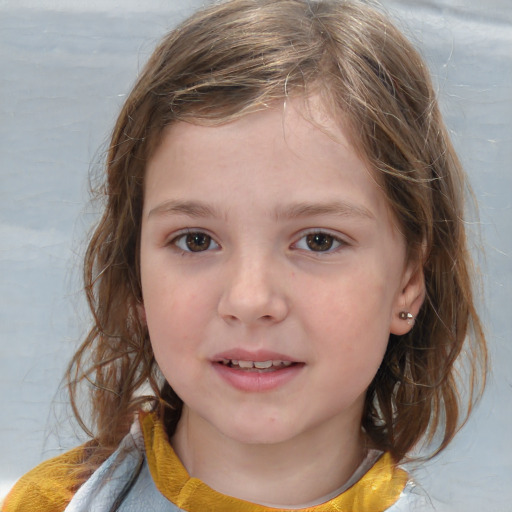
[218,359,294,371]
[213,355,303,392]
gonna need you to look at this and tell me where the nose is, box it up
[217,252,289,326]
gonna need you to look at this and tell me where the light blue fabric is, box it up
[64,423,435,512]
[386,482,438,512]
[64,423,182,512]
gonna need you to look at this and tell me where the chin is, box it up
[215,417,301,446]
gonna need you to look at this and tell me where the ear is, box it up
[390,260,425,336]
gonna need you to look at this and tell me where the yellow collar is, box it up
[140,412,407,512]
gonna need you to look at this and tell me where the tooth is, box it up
[220,358,230,365]
[231,360,239,366]
[272,360,282,366]
[238,360,254,369]
[254,360,273,369]
[282,361,292,367]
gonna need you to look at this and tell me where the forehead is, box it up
[150,94,362,174]
[143,96,397,234]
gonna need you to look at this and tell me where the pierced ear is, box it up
[390,261,426,336]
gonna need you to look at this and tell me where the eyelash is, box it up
[169,229,348,254]
[293,230,347,254]
[170,230,220,253]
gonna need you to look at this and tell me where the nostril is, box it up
[217,285,289,325]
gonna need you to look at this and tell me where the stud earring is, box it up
[399,311,414,326]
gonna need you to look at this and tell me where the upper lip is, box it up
[212,348,299,363]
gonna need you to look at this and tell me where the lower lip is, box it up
[213,363,304,392]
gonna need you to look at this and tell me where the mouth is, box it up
[212,353,304,391]
[217,358,296,372]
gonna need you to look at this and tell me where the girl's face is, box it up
[140,97,423,449]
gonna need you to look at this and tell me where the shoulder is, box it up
[385,480,440,512]
[2,444,93,512]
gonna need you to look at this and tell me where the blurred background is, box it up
[1,0,510,509]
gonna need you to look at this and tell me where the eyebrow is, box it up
[273,201,375,221]
[147,199,375,221]
[148,200,221,219]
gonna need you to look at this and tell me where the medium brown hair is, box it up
[67,0,487,471]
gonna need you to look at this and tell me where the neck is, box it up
[171,407,366,507]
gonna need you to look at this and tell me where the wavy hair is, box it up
[67,0,487,472]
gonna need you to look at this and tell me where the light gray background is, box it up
[1,0,511,509]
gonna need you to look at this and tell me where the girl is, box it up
[4,0,487,510]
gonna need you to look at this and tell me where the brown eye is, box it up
[306,233,335,251]
[187,233,211,251]
[294,232,343,253]
[173,232,219,252]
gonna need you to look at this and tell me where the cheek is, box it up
[306,270,394,329]
[144,269,208,325]
[300,269,394,366]
[143,279,209,363]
